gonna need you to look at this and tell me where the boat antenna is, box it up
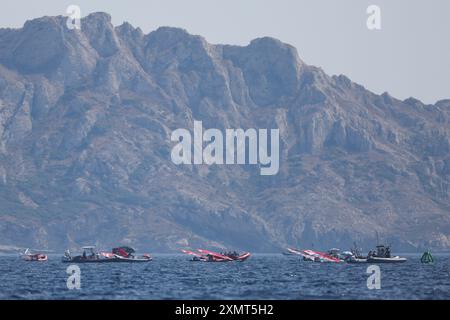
[353,241,360,254]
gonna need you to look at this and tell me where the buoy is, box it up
[420,251,434,264]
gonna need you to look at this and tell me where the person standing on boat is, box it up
[385,247,391,258]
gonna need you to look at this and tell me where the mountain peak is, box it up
[80,12,119,57]
[147,26,206,47]
[9,16,66,73]
[153,26,191,35]
[22,15,66,29]
[249,36,288,48]
[247,36,302,62]
[82,12,112,25]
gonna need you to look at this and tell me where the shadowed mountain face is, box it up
[0,12,449,252]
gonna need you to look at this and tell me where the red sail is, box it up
[197,249,233,261]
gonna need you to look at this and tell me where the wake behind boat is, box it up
[62,246,152,263]
[182,249,251,262]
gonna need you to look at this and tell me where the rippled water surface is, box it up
[1,254,449,299]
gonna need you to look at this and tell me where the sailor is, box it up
[64,250,71,259]
[385,247,391,258]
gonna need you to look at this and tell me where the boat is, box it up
[62,246,113,263]
[21,248,48,262]
[62,246,151,263]
[327,248,354,261]
[232,252,251,261]
[367,256,407,263]
[366,245,407,263]
[344,244,368,263]
[346,256,368,263]
[182,249,251,262]
[107,246,152,262]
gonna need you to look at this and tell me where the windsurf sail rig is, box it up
[112,246,135,257]
[181,249,203,257]
[182,249,251,262]
[304,249,341,262]
[197,249,234,261]
[287,248,306,256]
[286,248,314,259]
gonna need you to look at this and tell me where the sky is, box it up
[1,0,449,104]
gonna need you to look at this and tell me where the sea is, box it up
[0,253,449,300]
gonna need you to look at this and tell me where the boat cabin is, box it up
[375,245,391,258]
[82,246,98,259]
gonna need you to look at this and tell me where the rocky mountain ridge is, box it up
[0,12,449,252]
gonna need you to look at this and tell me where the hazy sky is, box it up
[1,0,449,104]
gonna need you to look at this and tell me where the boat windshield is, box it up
[82,247,97,255]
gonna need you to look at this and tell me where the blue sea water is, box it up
[0,253,449,300]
